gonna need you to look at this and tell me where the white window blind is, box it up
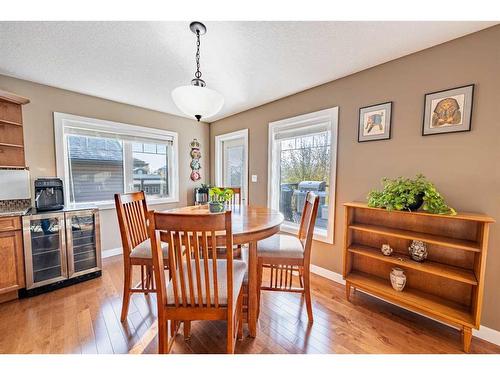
[273,122,330,140]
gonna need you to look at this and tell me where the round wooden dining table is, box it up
[160,204,284,338]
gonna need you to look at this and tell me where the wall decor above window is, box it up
[422,84,474,136]
[358,101,392,142]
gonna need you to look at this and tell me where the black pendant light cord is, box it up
[189,22,207,88]
[195,31,202,80]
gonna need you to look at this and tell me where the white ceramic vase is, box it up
[390,267,407,292]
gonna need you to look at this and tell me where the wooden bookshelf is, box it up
[0,89,30,168]
[342,202,494,353]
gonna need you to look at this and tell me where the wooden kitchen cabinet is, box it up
[0,216,25,302]
[0,89,30,168]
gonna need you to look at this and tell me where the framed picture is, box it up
[422,84,474,136]
[358,102,392,142]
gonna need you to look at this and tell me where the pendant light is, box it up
[172,22,224,122]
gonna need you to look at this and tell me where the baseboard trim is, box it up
[102,247,123,259]
[310,264,345,285]
[473,325,500,347]
[309,264,500,347]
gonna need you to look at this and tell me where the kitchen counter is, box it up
[0,206,31,217]
[0,198,31,217]
[0,204,98,217]
[27,204,98,216]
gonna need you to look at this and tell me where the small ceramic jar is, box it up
[381,244,393,256]
[390,267,407,291]
[408,240,428,262]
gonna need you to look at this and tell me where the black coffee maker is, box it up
[34,178,65,211]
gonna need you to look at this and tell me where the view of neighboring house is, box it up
[67,136,167,202]
[133,160,167,196]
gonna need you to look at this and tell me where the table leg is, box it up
[248,240,258,338]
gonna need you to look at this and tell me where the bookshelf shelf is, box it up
[348,244,477,285]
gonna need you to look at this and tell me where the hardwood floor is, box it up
[0,255,499,354]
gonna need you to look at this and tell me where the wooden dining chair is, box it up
[114,191,169,322]
[212,187,244,259]
[256,192,320,322]
[212,187,246,318]
[149,210,246,354]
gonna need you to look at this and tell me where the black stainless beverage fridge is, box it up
[22,208,101,293]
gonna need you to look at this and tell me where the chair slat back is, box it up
[214,187,242,206]
[149,210,234,309]
[115,192,149,257]
[297,192,320,263]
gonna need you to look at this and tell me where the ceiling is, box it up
[0,21,496,122]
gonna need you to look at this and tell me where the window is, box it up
[268,108,338,243]
[225,141,244,187]
[54,113,179,208]
[215,129,249,204]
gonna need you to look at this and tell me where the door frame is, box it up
[214,129,249,205]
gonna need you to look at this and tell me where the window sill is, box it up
[280,222,333,244]
[69,197,180,211]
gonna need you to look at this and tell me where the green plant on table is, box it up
[367,174,456,215]
[209,187,234,203]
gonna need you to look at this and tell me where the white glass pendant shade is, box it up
[172,85,224,121]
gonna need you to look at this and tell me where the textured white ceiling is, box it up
[0,21,496,121]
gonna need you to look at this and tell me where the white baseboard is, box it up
[309,264,500,347]
[310,264,345,285]
[102,247,123,259]
[473,325,500,347]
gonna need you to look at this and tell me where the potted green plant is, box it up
[194,183,211,204]
[208,187,234,213]
[367,174,456,215]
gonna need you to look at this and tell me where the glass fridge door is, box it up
[23,213,68,289]
[65,209,101,278]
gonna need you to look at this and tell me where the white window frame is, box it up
[268,107,338,244]
[214,129,249,205]
[54,112,179,209]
